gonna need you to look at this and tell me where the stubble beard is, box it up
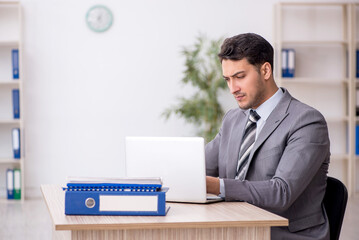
[237,77,266,110]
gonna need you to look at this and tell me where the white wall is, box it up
[19,0,351,197]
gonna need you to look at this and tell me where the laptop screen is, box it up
[125,137,208,203]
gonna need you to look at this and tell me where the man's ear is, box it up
[261,62,272,80]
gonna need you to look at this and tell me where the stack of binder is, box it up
[64,177,169,216]
[6,168,21,200]
[282,48,295,78]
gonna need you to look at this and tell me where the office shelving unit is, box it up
[354,2,359,197]
[274,2,357,196]
[0,1,24,201]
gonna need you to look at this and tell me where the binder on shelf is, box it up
[282,49,295,78]
[13,168,21,200]
[12,49,19,79]
[12,128,20,159]
[287,49,295,77]
[356,125,359,155]
[281,49,288,77]
[356,50,359,78]
[12,89,20,119]
[64,177,169,216]
[7,169,14,199]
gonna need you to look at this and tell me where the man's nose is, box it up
[228,79,239,94]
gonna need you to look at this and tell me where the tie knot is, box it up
[249,110,260,123]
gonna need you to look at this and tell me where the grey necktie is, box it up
[235,110,261,180]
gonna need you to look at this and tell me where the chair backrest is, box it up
[323,176,348,240]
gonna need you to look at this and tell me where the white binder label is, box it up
[288,50,295,69]
[282,50,287,70]
[99,195,158,212]
[7,170,14,190]
[14,170,21,189]
[12,129,19,150]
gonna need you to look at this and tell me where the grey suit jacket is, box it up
[206,88,330,240]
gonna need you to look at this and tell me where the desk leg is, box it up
[71,227,270,240]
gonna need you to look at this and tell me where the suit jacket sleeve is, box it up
[205,111,230,177]
[223,108,329,212]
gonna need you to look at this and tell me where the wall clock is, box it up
[86,5,113,32]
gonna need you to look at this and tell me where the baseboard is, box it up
[24,186,43,199]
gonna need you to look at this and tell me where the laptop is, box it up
[125,136,222,203]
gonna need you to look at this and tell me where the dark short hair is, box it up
[218,33,274,72]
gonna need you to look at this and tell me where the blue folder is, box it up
[12,128,20,159]
[282,49,288,77]
[12,89,20,119]
[12,49,19,79]
[64,183,169,216]
[356,50,359,78]
[7,169,14,199]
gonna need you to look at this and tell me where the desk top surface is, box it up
[41,184,288,231]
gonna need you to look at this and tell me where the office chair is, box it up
[323,176,348,240]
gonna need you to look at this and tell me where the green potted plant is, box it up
[163,35,227,142]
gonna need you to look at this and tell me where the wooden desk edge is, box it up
[55,219,288,231]
[41,185,58,230]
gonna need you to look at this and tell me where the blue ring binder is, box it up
[64,182,169,216]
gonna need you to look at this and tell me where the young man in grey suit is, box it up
[206,33,330,240]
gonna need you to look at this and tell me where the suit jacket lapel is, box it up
[243,89,292,179]
[226,110,247,179]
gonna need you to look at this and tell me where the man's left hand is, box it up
[206,176,220,195]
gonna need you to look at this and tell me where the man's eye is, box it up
[237,76,244,79]
[223,78,229,82]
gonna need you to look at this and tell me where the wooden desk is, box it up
[41,185,288,240]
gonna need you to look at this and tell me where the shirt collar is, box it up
[249,88,284,121]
